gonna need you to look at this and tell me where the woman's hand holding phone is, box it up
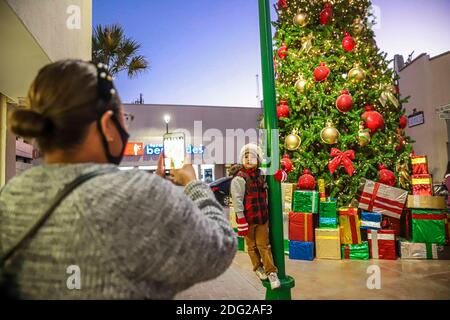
[157,153,196,186]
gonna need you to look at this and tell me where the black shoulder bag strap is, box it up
[0,167,116,267]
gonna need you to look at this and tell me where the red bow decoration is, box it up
[278,0,287,9]
[328,148,356,176]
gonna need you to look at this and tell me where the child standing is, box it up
[230,143,281,290]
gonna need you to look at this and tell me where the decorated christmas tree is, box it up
[273,0,413,206]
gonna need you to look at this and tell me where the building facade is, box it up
[396,51,450,181]
[0,0,92,186]
[121,104,263,181]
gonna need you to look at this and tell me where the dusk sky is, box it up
[93,0,450,108]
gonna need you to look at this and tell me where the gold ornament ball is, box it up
[293,13,308,27]
[352,19,364,34]
[285,130,302,151]
[357,122,371,147]
[320,121,340,145]
[295,78,307,93]
[348,66,366,83]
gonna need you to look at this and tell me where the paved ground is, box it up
[176,251,450,300]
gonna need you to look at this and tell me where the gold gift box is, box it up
[281,183,296,214]
[229,206,238,229]
[406,195,446,210]
[316,228,341,260]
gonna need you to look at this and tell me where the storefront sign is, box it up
[144,144,205,156]
[408,111,425,128]
[124,143,144,156]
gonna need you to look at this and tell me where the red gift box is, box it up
[411,155,429,175]
[368,230,397,260]
[411,174,433,196]
[289,212,314,242]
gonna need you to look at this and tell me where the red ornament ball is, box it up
[320,2,333,25]
[336,89,353,112]
[399,115,408,129]
[342,32,355,52]
[280,154,293,173]
[277,101,290,119]
[378,164,396,187]
[297,169,316,190]
[314,62,330,82]
[362,105,385,135]
[277,0,287,9]
[274,169,288,182]
[278,43,288,60]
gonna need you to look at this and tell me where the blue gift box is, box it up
[289,241,314,261]
[360,212,382,230]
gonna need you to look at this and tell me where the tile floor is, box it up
[176,251,450,300]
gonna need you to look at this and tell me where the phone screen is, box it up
[163,133,185,170]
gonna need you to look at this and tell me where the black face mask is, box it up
[97,113,130,165]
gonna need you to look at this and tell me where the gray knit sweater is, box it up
[0,163,236,299]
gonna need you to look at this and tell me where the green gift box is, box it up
[319,201,337,228]
[293,190,319,213]
[341,241,370,260]
[237,236,245,251]
[284,239,289,255]
[411,209,446,245]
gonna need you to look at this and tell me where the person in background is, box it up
[0,60,236,299]
[230,143,281,290]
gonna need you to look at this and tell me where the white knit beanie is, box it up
[240,143,262,163]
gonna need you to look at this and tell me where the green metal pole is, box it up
[258,0,295,300]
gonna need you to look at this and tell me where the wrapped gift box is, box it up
[293,190,319,214]
[411,209,446,245]
[289,241,314,261]
[410,154,429,175]
[289,212,314,242]
[339,208,361,244]
[361,212,382,230]
[281,183,296,214]
[319,201,338,228]
[400,210,412,240]
[316,228,341,260]
[318,179,326,202]
[356,178,408,220]
[411,174,433,196]
[400,241,450,260]
[446,214,450,245]
[407,195,447,210]
[283,212,289,240]
[284,239,289,255]
[368,230,396,260]
[341,242,370,260]
[237,236,245,251]
[229,206,238,229]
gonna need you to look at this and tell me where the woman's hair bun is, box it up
[10,109,54,138]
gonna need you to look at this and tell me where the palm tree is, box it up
[92,24,149,78]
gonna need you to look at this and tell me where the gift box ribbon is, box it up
[317,236,339,240]
[339,207,358,216]
[412,178,432,185]
[411,157,427,165]
[411,214,446,220]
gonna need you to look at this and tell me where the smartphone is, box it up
[163,132,186,170]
